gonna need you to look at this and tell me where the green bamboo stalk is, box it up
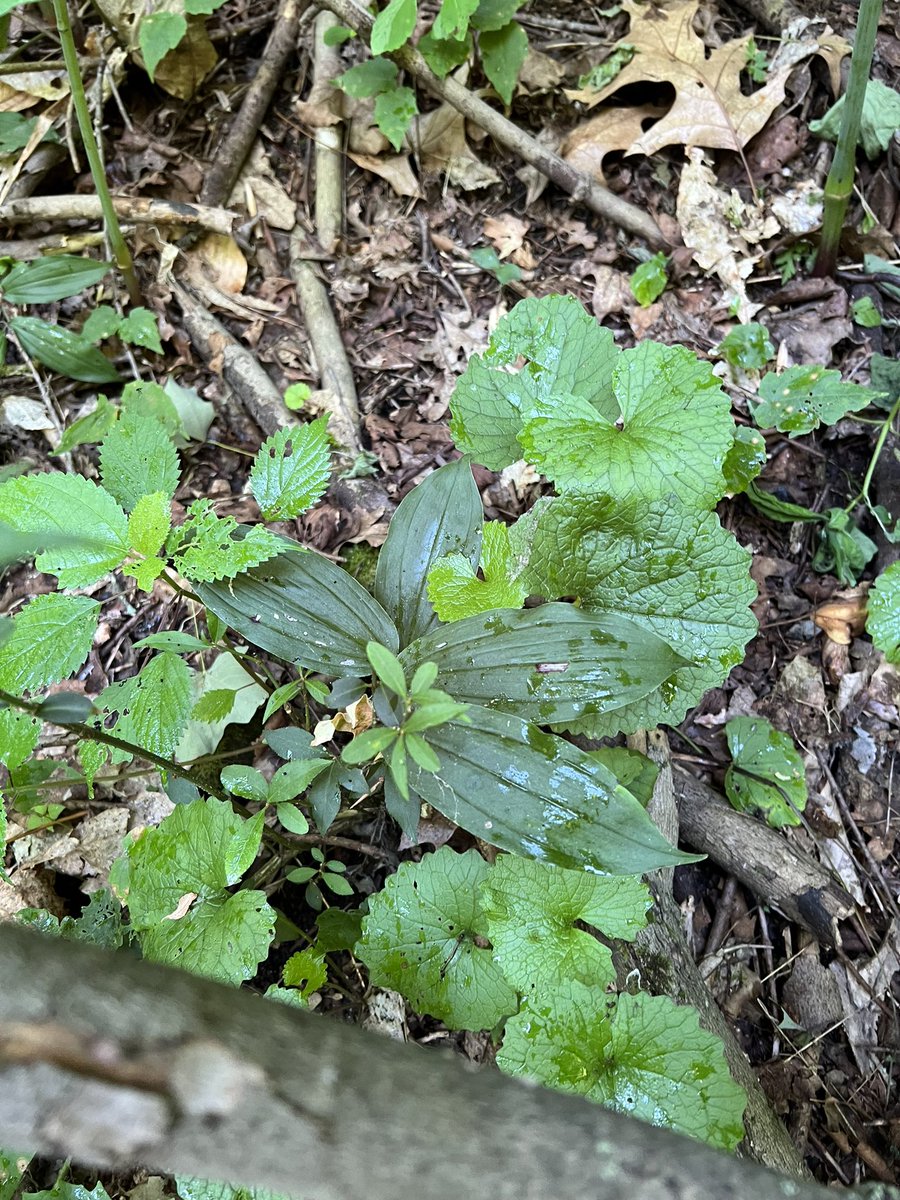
[813,0,883,277]
[51,0,141,304]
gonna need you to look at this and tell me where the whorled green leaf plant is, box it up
[4,291,856,1155]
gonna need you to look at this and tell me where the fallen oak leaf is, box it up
[571,0,840,157]
[561,104,666,184]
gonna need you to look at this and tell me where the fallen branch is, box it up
[199,0,311,208]
[673,765,856,947]
[0,195,236,235]
[289,10,362,456]
[0,923,877,1200]
[172,279,291,435]
[313,0,669,250]
[623,731,804,1176]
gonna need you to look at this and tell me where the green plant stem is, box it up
[0,688,227,800]
[50,0,141,304]
[813,0,883,277]
[844,390,900,512]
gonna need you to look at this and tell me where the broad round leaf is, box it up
[356,847,518,1030]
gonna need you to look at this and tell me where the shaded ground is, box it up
[2,0,900,1190]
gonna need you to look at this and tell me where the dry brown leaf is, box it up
[483,214,529,260]
[191,233,248,295]
[676,148,775,321]
[518,47,565,91]
[416,102,501,191]
[348,152,421,198]
[571,0,830,155]
[561,105,666,184]
[814,589,869,646]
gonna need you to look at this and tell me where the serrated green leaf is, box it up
[128,490,172,557]
[520,341,733,508]
[0,472,128,586]
[724,716,806,828]
[94,652,193,760]
[123,555,166,591]
[498,984,746,1150]
[433,0,478,40]
[337,56,398,98]
[21,887,125,950]
[427,520,527,620]
[283,946,326,994]
[809,79,900,160]
[126,798,272,983]
[629,252,668,306]
[716,322,775,370]
[374,84,417,151]
[868,561,900,663]
[0,255,111,304]
[140,10,187,80]
[419,28,472,75]
[479,20,527,105]
[249,416,331,520]
[367,640,407,697]
[402,602,684,727]
[221,765,269,803]
[375,458,483,648]
[0,593,98,694]
[52,396,117,455]
[587,746,658,808]
[722,426,766,495]
[471,0,523,31]
[100,408,180,513]
[191,688,236,722]
[82,305,122,342]
[481,855,649,992]
[176,1178,291,1200]
[118,306,163,352]
[0,707,40,770]
[357,847,518,1029]
[518,493,757,734]
[24,1177,114,1200]
[197,537,399,674]
[140,889,274,983]
[755,366,872,436]
[411,707,697,874]
[172,500,283,583]
[450,296,618,470]
[10,316,119,383]
[371,0,416,54]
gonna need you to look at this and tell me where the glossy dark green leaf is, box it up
[10,317,119,383]
[401,603,685,726]
[412,706,698,875]
[195,541,399,676]
[374,458,483,648]
[0,256,111,304]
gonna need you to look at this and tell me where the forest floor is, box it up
[2,0,900,1191]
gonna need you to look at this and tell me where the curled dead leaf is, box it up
[814,587,869,646]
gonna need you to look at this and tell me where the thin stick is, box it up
[0,194,237,234]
